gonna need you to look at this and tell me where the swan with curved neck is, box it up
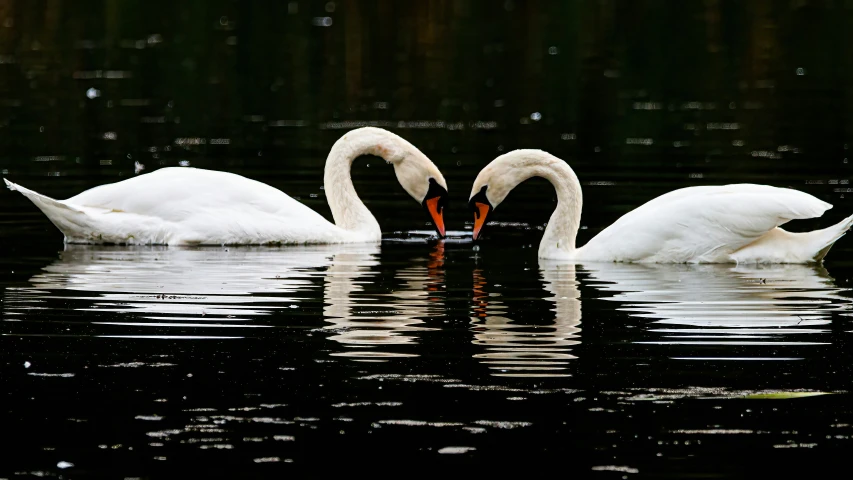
[470,149,853,263]
[5,127,448,245]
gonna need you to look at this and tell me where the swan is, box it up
[3,127,448,245]
[469,149,853,263]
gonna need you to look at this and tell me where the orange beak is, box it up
[472,202,490,240]
[425,197,446,237]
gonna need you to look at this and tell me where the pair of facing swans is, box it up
[6,127,853,264]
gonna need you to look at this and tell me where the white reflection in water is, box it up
[3,243,443,359]
[582,263,851,360]
[470,262,581,378]
[323,242,445,360]
[470,262,851,374]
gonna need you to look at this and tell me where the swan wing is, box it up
[67,167,320,219]
[62,167,339,244]
[580,184,832,262]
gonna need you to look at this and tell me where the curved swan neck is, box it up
[536,158,583,259]
[323,129,391,236]
[481,150,583,259]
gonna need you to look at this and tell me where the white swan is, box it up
[469,149,853,263]
[4,127,448,245]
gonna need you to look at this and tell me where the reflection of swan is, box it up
[4,127,448,244]
[4,245,377,339]
[3,243,442,358]
[468,149,853,262]
[470,261,581,377]
[324,242,446,360]
[582,263,850,359]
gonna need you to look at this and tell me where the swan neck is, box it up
[323,134,384,236]
[537,161,582,259]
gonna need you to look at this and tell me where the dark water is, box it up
[5,0,853,477]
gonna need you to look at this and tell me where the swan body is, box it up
[470,150,853,264]
[5,127,448,245]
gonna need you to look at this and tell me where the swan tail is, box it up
[810,213,853,262]
[731,214,853,263]
[4,178,92,240]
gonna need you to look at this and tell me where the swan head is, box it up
[378,130,449,237]
[331,127,448,237]
[394,161,448,238]
[468,149,557,240]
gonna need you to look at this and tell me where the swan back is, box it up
[579,184,834,263]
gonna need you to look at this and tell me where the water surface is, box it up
[4,221,853,476]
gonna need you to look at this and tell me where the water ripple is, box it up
[582,263,851,360]
[470,263,581,377]
[3,242,445,358]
